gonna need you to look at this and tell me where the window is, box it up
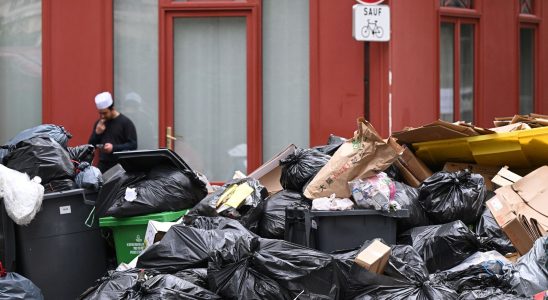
[520,0,534,15]
[114,0,159,150]
[440,21,475,122]
[519,27,535,114]
[0,0,42,142]
[262,0,310,159]
[440,0,473,8]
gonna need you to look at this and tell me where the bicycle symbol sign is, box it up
[352,4,390,42]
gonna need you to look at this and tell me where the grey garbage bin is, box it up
[0,198,16,272]
[15,189,107,300]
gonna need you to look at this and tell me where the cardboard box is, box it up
[248,144,296,194]
[486,166,548,254]
[486,196,534,255]
[144,218,183,250]
[354,240,391,274]
[443,162,500,191]
[390,143,432,188]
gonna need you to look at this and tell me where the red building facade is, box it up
[1,0,547,178]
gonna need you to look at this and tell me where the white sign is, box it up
[59,205,71,215]
[353,4,390,42]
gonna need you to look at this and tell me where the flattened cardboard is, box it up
[354,240,391,274]
[248,144,296,194]
[486,196,534,255]
[443,162,499,191]
[399,146,432,181]
[392,125,470,144]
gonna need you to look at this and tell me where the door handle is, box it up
[166,126,177,150]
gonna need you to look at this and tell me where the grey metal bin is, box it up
[15,189,107,300]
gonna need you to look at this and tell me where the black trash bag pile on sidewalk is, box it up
[104,165,207,218]
[347,244,459,299]
[398,220,481,273]
[137,217,256,273]
[258,190,308,239]
[418,170,486,225]
[428,251,516,294]
[0,124,99,193]
[78,269,221,300]
[280,148,330,192]
[0,266,44,300]
[184,177,268,233]
[3,136,76,186]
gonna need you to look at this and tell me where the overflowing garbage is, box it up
[1,117,548,299]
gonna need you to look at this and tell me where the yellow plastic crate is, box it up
[412,126,548,169]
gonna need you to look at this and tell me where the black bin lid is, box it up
[113,149,192,172]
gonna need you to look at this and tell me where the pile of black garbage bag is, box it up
[0,124,101,193]
[78,138,547,299]
[79,215,548,299]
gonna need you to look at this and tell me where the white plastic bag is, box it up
[312,194,354,211]
[0,165,44,225]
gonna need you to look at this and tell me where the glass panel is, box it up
[114,0,158,150]
[520,0,533,14]
[520,28,534,114]
[460,24,474,123]
[440,23,454,122]
[262,0,309,159]
[440,0,472,8]
[0,0,42,143]
[173,17,246,181]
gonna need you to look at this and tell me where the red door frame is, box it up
[438,3,481,123]
[158,0,262,173]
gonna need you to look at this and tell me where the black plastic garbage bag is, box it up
[6,124,72,148]
[476,207,516,255]
[419,170,486,225]
[174,268,208,288]
[0,271,44,300]
[348,244,458,300]
[208,237,347,299]
[79,269,221,300]
[67,144,95,163]
[42,179,77,193]
[105,165,207,217]
[457,287,531,300]
[75,162,103,191]
[280,148,330,192]
[398,220,481,273]
[184,178,268,233]
[313,134,346,156]
[510,237,548,296]
[78,270,138,300]
[208,240,294,300]
[393,181,430,232]
[4,136,75,184]
[137,217,256,273]
[258,190,307,239]
[429,251,515,293]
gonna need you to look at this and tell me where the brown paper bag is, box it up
[304,118,401,199]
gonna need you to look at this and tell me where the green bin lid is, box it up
[99,209,188,227]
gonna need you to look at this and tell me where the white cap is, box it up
[95,92,113,109]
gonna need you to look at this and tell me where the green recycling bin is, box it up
[99,209,188,264]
